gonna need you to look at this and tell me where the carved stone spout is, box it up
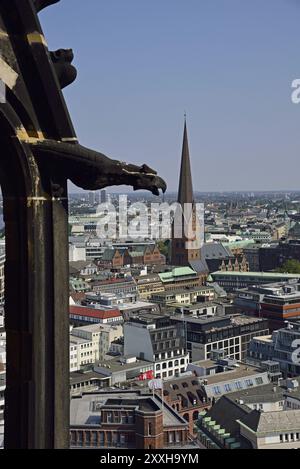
[50,49,77,89]
[30,140,167,195]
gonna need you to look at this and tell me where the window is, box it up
[213,386,221,395]
[77,431,83,447]
[224,384,231,393]
[70,431,76,446]
[85,431,91,446]
[255,377,263,385]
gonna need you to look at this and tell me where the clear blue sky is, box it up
[40,0,300,193]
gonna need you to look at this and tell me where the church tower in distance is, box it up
[171,119,201,267]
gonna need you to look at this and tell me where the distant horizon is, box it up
[69,188,300,196]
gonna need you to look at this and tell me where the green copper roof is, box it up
[159,267,197,282]
[223,240,256,250]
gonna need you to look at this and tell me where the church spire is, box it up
[171,117,200,268]
[177,117,194,205]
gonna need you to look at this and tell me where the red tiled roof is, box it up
[69,305,121,320]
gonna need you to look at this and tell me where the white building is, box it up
[124,313,189,380]
[69,236,107,262]
[70,336,96,372]
[239,410,300,449]
[69,242,86,262]
[71,323,123,363]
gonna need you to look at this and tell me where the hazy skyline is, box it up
[41,0,300,193]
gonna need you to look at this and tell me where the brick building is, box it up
[100,246,165,269]
[259,240,300,272]
[129,245,165,266]
[162,376,210,435]
[99,249,129,269]
[91,276,138,297]
[70,390,189,449]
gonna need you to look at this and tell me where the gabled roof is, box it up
[205,395,252,442]
[101,249,117,261]
[189,259,209,274]
[201,243,233,260]
[70,292,86,304]
[239,409,300,434]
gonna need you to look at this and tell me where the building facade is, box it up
[248,321,300,377]
[210,271,300,293]
[124,313,189,380]
[174,315,269,362]
[70,391,190,449]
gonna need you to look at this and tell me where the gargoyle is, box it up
[40,49,166,195]
[50,49,77,89]
[30,140,167,196]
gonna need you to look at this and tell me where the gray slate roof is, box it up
[201,243,233,260]
[240,409,300,434]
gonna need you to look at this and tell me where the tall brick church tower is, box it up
[171,119,201,267]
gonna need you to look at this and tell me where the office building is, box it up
[173,314,269,362]
[210,271,300,293]
[124,313,189,380]
[248,321,300,377]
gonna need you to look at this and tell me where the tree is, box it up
[157,240,170,260]
[277,259,300,274]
